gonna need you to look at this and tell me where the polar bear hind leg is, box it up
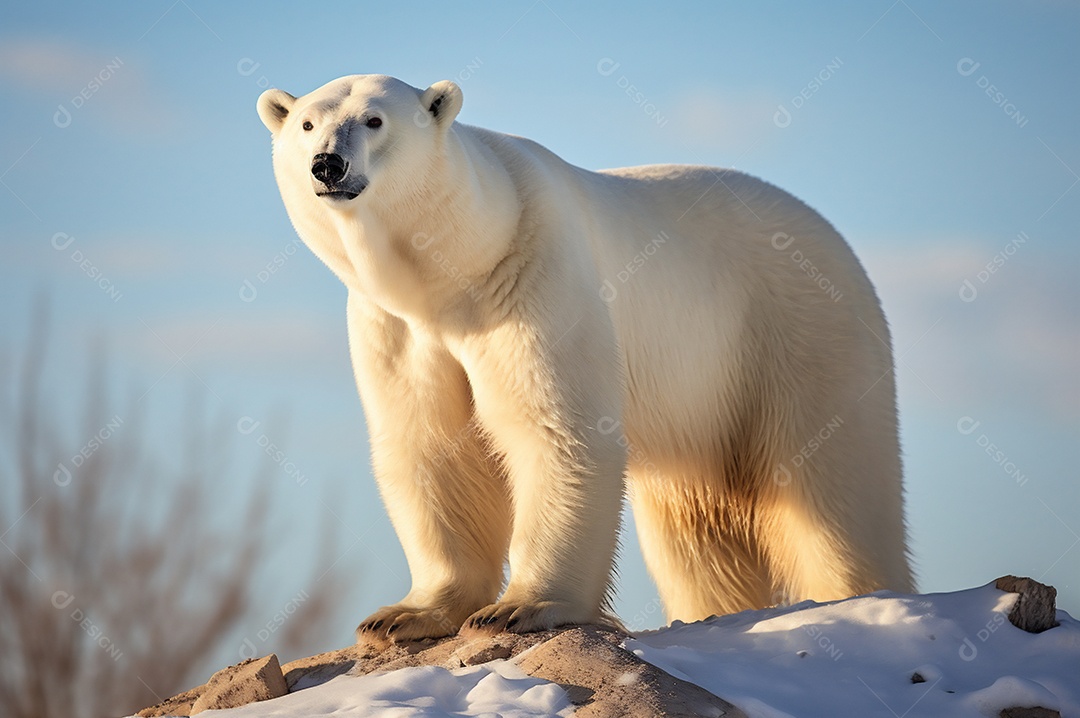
[631,399,912,623]
[632,465,885,622]
[758,399,915,606]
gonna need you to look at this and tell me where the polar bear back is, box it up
[463,126,890,470]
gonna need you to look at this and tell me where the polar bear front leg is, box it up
[346,293,511,645]
[459,305,627,634]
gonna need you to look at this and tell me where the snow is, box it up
[629,584,1080,717]
[193,583,1079,717]
[206,660,573,717]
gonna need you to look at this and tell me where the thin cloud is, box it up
[667,89,781,154]
[128,311,346,373]
[861,241,1079,421]
[0,37,105,92]
[0,36,178,134]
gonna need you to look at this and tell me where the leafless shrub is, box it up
[0,311,346,718]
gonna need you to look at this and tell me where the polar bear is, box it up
[256,74,913,643]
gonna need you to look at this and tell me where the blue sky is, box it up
[1,0,1077,669]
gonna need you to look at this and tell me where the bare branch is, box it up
[0,314,354,718]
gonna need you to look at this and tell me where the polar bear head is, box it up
[257,74,462,217]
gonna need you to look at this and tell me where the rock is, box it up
[280,629,557,690]
[456,638,515,666]
[280,625,746,716]
[189,654,287,714]
[137,655,286,716]
[135,685,203,718]
[514,625,743,717]
[278,643,375,692]
[995,576,1059,633]
[132,579,1067,717]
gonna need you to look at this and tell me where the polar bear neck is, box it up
[332,126,524,325]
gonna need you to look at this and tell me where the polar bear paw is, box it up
[461,599,591,634]
[355,602,465,646]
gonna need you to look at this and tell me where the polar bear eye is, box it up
[366,117,383,129]
[302,121,313,131]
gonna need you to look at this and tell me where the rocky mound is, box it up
[136,576,1063,718]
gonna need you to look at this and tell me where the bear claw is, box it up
[355,603,467,645]
[462,599,587,635]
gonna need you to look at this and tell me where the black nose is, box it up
[311,153,348,185]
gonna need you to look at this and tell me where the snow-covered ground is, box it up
[631,584,1079,717]
[209,660,573,718]
[201,583,1079,717]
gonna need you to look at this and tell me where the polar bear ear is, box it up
[420,81,463,128]
[257,89,297,134]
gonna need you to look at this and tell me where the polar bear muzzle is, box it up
[310,152,367,200]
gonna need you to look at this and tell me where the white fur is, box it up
[257,75,913,641]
